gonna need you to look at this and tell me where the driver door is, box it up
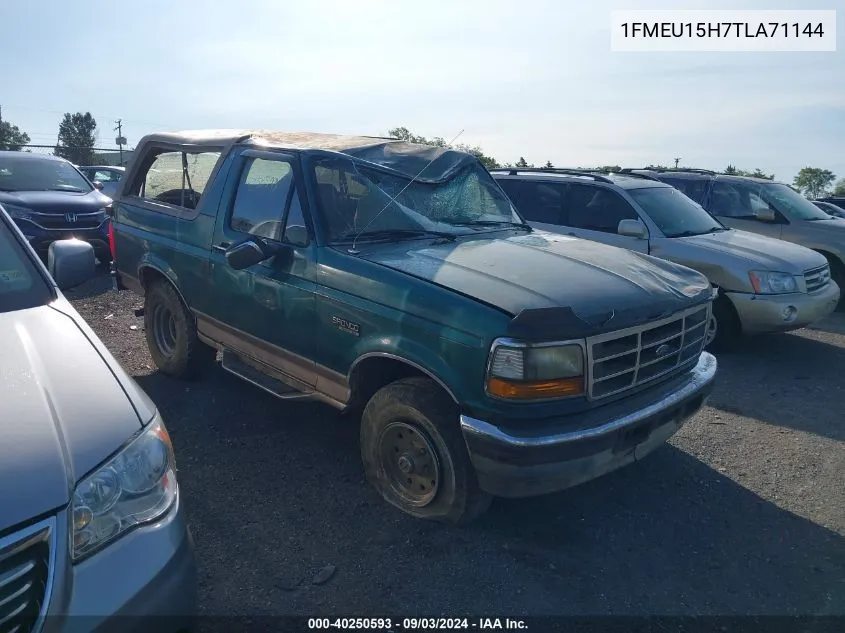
[206,150,317,387]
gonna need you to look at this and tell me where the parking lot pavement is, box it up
[66,272,844,616]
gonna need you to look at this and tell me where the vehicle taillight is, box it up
[107,214,116,260]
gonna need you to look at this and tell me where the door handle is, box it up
[212,241,231,253]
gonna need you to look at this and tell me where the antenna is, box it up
[349,128,465,254]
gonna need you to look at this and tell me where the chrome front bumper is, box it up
[460,352,717,498]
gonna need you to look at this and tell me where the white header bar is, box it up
[611,10,836,52]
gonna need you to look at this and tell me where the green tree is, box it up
[55,112,98,165]
[544,160,554,169]
[387,127,500,169]
[832,179,845,196]
[793,167,836,199]
[0,119,31,151]
[725,165,774,179]
[515,156,531,168]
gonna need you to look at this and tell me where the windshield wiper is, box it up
[668,228,725,238]
[48,186,85,192]
[447,219,532,231]
[337,228,457,243]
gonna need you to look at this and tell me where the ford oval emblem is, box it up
[655,343,673,357]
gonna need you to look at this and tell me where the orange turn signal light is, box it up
[486,376,584,399]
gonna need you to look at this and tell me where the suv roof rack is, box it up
[488,167,613,184]
[620,167,716,176]
[608,171,662,182]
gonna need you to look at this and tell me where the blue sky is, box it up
[1,0,842,183]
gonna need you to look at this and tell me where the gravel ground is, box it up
[66,271,845,617]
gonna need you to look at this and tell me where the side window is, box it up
[708,181,751,218]
[496,179,523,203]
[661,177,707,204]
[516,182,568,225]
[566,185,638,233]
[230,158,295,241]
[94,170,118,182]
[137,150,221,210]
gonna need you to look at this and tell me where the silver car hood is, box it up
[0,303,143,532]
[677,229,828,273]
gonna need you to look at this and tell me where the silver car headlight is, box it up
[71,415,178,561]
[748,271,799,294]
[3,203,33,221]
[486,338,585,400]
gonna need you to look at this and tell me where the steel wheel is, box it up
[704,314,718,347]
[377,421,440,508]
[151,303,177,358]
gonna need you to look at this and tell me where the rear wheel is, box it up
[143,279,216,378]
[360,377,492,524]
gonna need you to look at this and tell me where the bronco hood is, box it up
[359,230,711,341]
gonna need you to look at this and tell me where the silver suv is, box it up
[0,203,196,631]
[627,169,845,309]
[492,169,839,349]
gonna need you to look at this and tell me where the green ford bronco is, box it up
[111,130,718,524]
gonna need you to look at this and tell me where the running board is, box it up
[220,349,314,400]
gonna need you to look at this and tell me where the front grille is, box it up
[0,521,53,633]
[587,304,710,400]
[28,211,105,230]
[805,264,831,293]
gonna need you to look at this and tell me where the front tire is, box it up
[828,257,845,312]
[360,377,492,524]
[705,294,741,352]
[143,279,216,379]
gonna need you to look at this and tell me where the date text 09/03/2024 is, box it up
[619,22,825,38]
[307,618,528,630]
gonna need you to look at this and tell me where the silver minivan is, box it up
[493,169,839,349]
[0,203,196,632]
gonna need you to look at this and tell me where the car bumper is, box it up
[13,218,111,256]
[726,282,840,334]
[460,352,717,498]
[42,491,197,633]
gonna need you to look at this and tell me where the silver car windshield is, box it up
[628,186,726,238]
[762,183,834,221]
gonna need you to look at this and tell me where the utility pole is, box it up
[114,119,126,165]
[674,157,681,168]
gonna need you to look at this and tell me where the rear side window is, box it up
[229,157,308,245]
[514,181,568,225]
[660,177,708,204]
[566,185,638,233]
[495,179,523,202]
[133,150,221,210]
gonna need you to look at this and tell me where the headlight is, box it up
[748,271,799,294]
[486,339,584,400]
[3,203,33,221]
[71,416,177,561]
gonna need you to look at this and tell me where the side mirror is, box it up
[224,239,283,270]
[617,219,648,239]
[48,239,96,289]
[754,208,776,222]
[92,180,104,191]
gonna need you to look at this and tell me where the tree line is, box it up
[1,117,841,198]
[388,127,845,200]
[0,111,100,164]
